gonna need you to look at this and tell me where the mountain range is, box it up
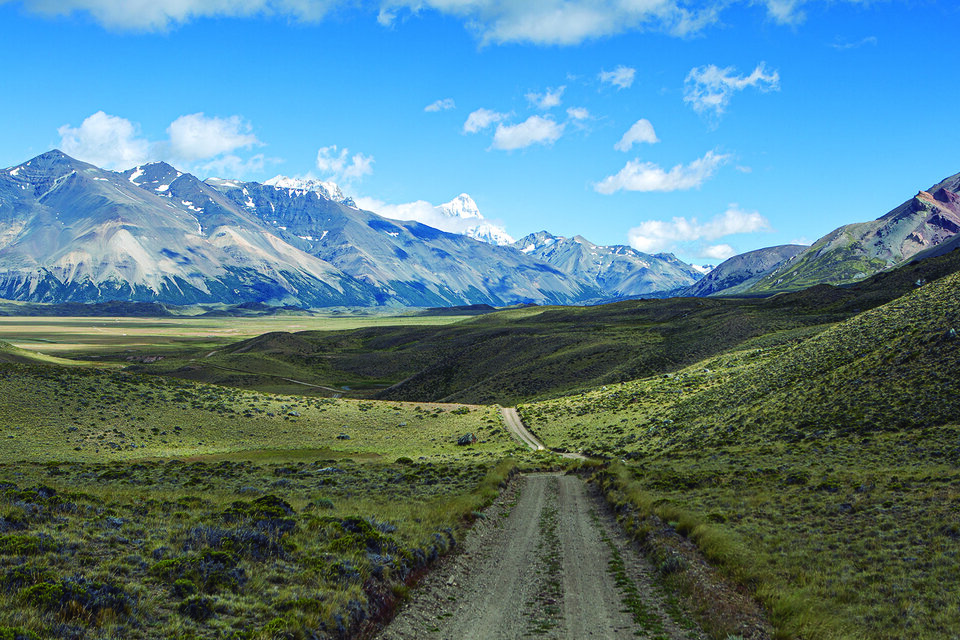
[694,171,960,296]
[0,151,700,307]
[2,150,958,308]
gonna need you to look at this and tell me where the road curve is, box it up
[377,473,701,640]
[501,407,587,460]
[500,407,545,451]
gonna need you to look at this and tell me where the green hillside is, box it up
[127,249,960,406]
[519,268,960,639]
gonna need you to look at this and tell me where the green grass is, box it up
[520,268,960,639]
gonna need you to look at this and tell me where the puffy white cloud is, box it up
[526,86,565,110]
[167,113,259,161]
[598,65,636,89]
[684,63,780,117]
[628,205,771,254]
[614,119,659,152]
[700,243,737,260]
[492,115,565,151]
[595,150,728,194]
[463,108,507,134]
[57,111,152,170]
[566,107,590,120]
[316,145,374,183]
[13,0,340,31]
[425,98,456,112]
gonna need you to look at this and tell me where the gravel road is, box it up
[376,473,702,640]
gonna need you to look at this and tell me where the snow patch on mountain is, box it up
[264,175,357,208]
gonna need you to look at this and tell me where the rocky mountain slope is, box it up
[0,150,606,307]
[0,151,371,306]
[743,172,960,294]
[511,231,703,297]
[682,244,807,297]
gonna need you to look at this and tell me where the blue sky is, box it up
[1,0,958,264]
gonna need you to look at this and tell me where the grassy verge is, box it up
[594,446,960,639]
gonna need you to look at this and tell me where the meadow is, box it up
[0,358,525,639]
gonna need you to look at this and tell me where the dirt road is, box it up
[377,473,702,640]
[500,407,545,451]
[501,407,587,459]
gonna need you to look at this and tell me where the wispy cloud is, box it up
[566,107,590,121]
[463,108,508,134]
[830,36,877,50]
[627,205,771,254]
[526,86,565,110]
[425,98,456,112]
[683,63,780,117]
[598,65,636,89]
[492,115,565,151]
[595,150,728,194]
[316,145,374,183]
[614,119,659,152]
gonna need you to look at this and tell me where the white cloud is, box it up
[492,115,565,151]
[598,65,636,89]
[378,0,721,45]
[13,0,340,31]
[614,119,659,152]
[356,194,513,242]
[526,86,565,110]
[425,98,456,112]
[628,205,772,254]
[700,243,737,260]
[167,113,259,161]
[595,150,728,194]
[316,145,374,183]
[57,111,152,169]
[200,153,267,178]
[566,107,590,120]
[830,36,877,51]
[762,0,806,24]
[684,63,780,117]
[463,108,507,133]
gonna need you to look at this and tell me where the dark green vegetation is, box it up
[125,248,960,406]
[0,458,517,639]
[522,261,960,638]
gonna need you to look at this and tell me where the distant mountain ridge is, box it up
[682,245,807,297]
[740,172,960,294]
[511,231,704,297]
[0,150,700,307]
[685,171,960,297]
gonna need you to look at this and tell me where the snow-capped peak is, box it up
[438,193,482,220]
[264,175,356,207]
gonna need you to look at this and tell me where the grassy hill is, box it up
[519,266,960,639]
[126,249,960,406]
